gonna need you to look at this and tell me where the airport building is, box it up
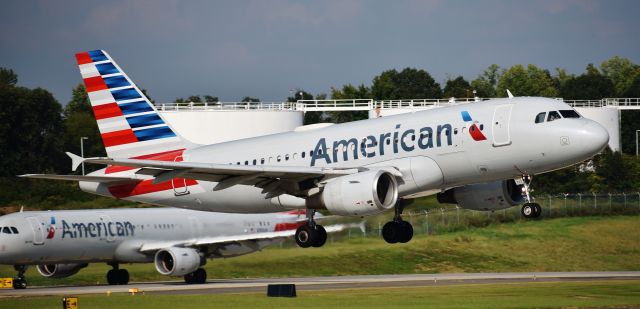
[156,98,640,152]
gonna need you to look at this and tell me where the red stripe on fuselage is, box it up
[469,124,487,141]
[274,222,305,232]
[93,103,123,120]
[75,52,92,65]
[83,76,108,92]
[102,129,138,147]
[108,178,197,199]
[105,148,186,174]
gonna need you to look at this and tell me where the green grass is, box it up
[1,280,639,308]
[1,216,638,286]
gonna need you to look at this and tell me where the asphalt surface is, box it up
[1,272,638,297]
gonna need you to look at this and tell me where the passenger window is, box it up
[277,155,281,162]
[559,110,581,118]
[10,227,18,234]
[3,227,11,234]
[261,158,265,164]
[301,152,305,158]
[285,154,289,161]
[252,159,256,165]
[547,111,562,122]
[535,112,546,123]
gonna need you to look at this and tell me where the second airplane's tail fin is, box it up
[75,50,187,161]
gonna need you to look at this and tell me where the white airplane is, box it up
[0,208,347,289]
[24,50,609,249]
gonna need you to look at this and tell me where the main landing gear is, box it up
[295,209,327,248]
[106,263,130,285]
[382,200,413,244]
[184,268,207,284]
[520,174,541,219]
[12,265,27,289]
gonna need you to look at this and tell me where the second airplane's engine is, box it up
[437,180,525,211]
[310,170,399,216]
[36,263,88,278]
[154,247,202,276]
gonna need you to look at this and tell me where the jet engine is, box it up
[36,263,88,278]
[311,170,399,216]
[437,180,525,211]
[154,247,202,276]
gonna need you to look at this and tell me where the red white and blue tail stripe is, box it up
[76,50,186,159]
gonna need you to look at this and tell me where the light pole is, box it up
[80,137,88,175]
[636,130,640,157]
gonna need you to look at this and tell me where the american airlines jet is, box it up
[0,208,346,289]
[24,50,609,249]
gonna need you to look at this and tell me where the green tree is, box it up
[0,68,18,87]
[496,64,558,97]
[203,95,219,103]
[371,68,442,100]
[188,95,202,103]
[559,64,614,100]
[0,81,65,176]
[600,56,640,97]
[241,96,260,103]
[329,84,370,123]
[287,90,323,125]
[443,76,471,98]
[470,64,501,97]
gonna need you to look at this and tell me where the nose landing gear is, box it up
[520,174,541,219]
[12,265,27,289]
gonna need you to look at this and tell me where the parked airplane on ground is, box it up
[0,208,347,289]
[23,50,610,249]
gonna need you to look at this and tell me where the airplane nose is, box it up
[580,120,609,155]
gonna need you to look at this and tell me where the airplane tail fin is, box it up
[75,50,188,161]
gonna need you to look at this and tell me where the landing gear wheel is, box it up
[117,269,129,285]
[382,221,400,244]
[532,203,542,218]
[312,225,327,248]
[107,269,118,285]
[12,265,27,289]
[184,268,207,284]
[295,224,315,248]
[12,276,26,289]
[398,221,414,243]
[107,267,129,285]
[521,203,541,219]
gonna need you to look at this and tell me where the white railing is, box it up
[156,101,295,111]
[155,98,640,112]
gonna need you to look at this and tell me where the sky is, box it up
[1,0,639,104]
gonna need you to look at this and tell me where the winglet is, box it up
[66,152,85,172]
[507,89,514,99]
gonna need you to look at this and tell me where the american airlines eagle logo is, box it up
[461,111,487,141]
[46,216,56,239]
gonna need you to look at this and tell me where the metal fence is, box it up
[326,193,640,242]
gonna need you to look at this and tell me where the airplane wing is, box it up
[19,174,139,184]
[76,156,401,197]
[138,223,351,253]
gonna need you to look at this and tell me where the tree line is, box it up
[1,56,639,207]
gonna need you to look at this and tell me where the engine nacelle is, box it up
[437,180,525,211]
[313,170,399,216]
[37,263,88,278]
[154,247,202,276]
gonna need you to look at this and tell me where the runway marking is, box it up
[1,272,639,297]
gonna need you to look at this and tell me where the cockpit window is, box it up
[547,111,562,122]
[560,110,580,118]
[2,227,11,234]
[535,112,546,123]
[10,227,18,234]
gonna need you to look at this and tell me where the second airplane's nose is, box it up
[579,120,610,155]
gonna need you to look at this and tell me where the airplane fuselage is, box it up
[79,97,608,214]
[0,208,302,265]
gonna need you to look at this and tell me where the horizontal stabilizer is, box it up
[19,174,139,184]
